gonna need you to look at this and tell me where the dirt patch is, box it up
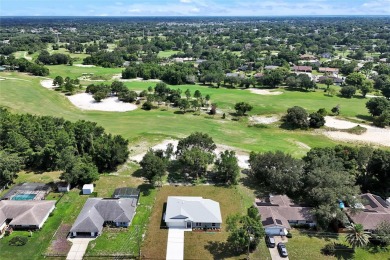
[250,115,279,124]
[323,116,390,147]
[40,79,56,89]
[248,88,283,95]
[67,93,138,112]
[46,224,72,255]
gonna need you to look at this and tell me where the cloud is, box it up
[180,0,192,3]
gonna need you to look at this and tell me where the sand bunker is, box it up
[67,93,138,112]
[130,140,250,169]
[250,115,279,124]
[248,88,283,95]
[112,74,161,83]
[323,116,390,147]
[74,64,96,67]
[40,79,56,89]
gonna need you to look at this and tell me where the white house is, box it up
[164,196,222,229]
[82,184,94,195]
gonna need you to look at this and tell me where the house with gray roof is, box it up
[70,198,137,237]
[164,196,222,229]
[0,200,55,234]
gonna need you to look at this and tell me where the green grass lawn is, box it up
[286,229,390,260]
[157,50,179,58]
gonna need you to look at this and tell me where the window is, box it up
[196,222,201,226]
[212,223,216,227]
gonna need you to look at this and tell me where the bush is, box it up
[321,243,336,256]
[142,101,153,110]
[340,85,357,98]
[286,232,292,238]
[9,236,28,246]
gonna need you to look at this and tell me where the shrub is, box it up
[321,243,336,256]
[142,101,153,110]
[286,232,292,238]
[9,236,28,246]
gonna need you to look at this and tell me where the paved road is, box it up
[66,238,95,260]
[268,236,289,260]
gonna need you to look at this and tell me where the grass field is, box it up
[157,50,179,58]
[141,185,271,259]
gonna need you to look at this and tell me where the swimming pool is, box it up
[11,193,37,200]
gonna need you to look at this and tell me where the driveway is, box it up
[66,238,95,260]
[166,228,191,260]
[268,236,289,260]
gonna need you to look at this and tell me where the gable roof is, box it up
[0,200,55,226]
[70,198,137,233]
[165,196,222,223]
[347,193,390,230]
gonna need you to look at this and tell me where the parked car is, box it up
[265,235,275,248]
[277,242,288,258]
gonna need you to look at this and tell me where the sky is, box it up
[1,0,390,16]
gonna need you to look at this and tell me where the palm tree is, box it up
[345,223,370,250]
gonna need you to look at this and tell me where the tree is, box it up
[331,105,340,115]
[178,99,190,113]
[53,76,64,87]
[321,77,334,91]
[382,83,390,100]
[309,113,325,128]
[346,72,365,88]
[139,149,167,186]
[147,86,153,93]
[373,220,390,246]
[176,132,216,156]
[328,86,337,97]
[60,160,99,186]
[249,151,304,197]
[340,86,357,98]
[185,89,191,100]
[359,79,373,98]
[365,97,390,116]
[283,106,309,129]
[0,151,23,184]
[345,224,370,250]
[214,150,240,185]
[194,90,202,100]
[234,102,253,116]
[93,91,107,102]
[373,109,390,127]
[179,147,214,179]
[262,70,283,88]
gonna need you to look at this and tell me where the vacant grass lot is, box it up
[157,50,179,58]
[141,185,271,259]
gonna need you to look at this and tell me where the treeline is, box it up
[248,146,390,228]
[122,63,196,85]
[36,50,72,65]
[0,55,49,76]
[0,35,54,55]
[0,108,129,186]
[83,50,124,67]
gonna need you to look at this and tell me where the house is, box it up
[321,53,332,59]
[254,73,264,79]
[82,184,94,195]
[292,65,312,72]
[112,187,140,200]
[57,182,70,192]
[319,67,339,74]
[0,200,55,234]
[164,196,222,229]
[225,72,245,78]
[264,65,279,70]
[70,198,137,237]
[318,76,344,85]
[255,195,315,236]
[300,54,316,60]
[346,193,390,231]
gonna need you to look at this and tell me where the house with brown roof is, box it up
[346,193,390,231]
[292,65,312,72]
[255,195,315,236]
[300,54,316,60]
[319,67,339,74]
[0,200,55,234]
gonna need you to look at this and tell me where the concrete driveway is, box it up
[166,228,191,260]
[268,236,289,260]
[66,238,95,260]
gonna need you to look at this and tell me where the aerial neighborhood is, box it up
[0,5,390,260]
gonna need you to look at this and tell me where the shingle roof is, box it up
[0,200,55,226]
[347,193,390,230]
[70,198,137,233]
[165,196,222,223]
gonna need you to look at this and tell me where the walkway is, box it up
[66,237,95,260]
[166,228,191,260]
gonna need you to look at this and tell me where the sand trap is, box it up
[40,79,56,89]
[112,74,162,82]
[248,88,283,95]
[67,93,138,112]
[130,140,250,169]
[74,64,95,67]
[250,115,279,124]
[0,78,5,81]
[323,116,390,147]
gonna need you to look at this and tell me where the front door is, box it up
[186,222,192,228]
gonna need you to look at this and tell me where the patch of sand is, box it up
[74,64,96,67]
[323,116,390,147]
[112,74,162,82]
[40,79,56,89]
[295,141,311,150]
[67,93,138,112]
[248,88,283,95]
[130,140,250,169]
[250,115,279,124]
